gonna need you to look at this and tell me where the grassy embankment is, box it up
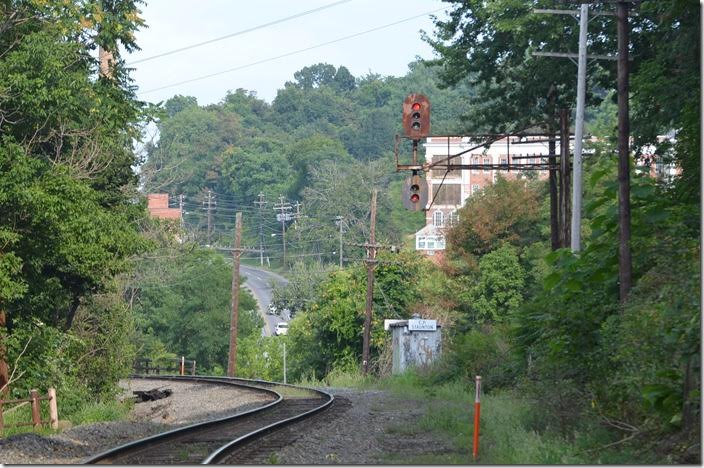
[0,398,132,438]
[303,369,658,464]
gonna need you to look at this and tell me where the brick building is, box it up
[147,193,182,220]
[414,134,679,261]
[414,136,552,260]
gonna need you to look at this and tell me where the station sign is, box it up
[408,319,437,331]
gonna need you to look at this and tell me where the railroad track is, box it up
[83,375,333,465]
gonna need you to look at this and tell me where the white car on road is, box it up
[274,322,288,336]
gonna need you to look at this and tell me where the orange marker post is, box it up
[472,375,482,460]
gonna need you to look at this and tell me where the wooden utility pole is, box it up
[254,193,267,266]
[227,212,242,377]
[616,1,632,302]
[549,125,560,251]
[362,189,377,375]
[335,216,344,268]
[273,195,291,267]
[204,190,215,246]
[546,85,561,251]
[559,109,572,248]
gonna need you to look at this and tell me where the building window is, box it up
[416,235,446,251]
[433,210,444,227]
[430,184,461,205]
[500,157,507,166]
[431,155,461,179]
[483,157,491,172]
[472,156,480,174]
[448,211,459,227]
[471,184,480,195]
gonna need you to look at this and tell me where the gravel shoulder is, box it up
[272,387,457,464]
[0,378,274,465]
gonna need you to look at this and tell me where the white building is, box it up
[415,136,553,259]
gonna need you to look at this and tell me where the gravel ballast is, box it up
[0,378,274,465]
[0,380,456,464]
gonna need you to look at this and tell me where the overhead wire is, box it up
[138,8,446,96]
[128,0,353,65]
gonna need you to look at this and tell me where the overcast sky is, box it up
[125,0,449,106]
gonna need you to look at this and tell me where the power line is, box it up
[128,0,353,65]
[138,8,445,96]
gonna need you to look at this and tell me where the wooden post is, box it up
[362,189,377,375]
[549,126,560,251]
[0,396,4,433]
[472,376,482,460]
[30,389,41,428]
[48,388,58,430]
[191,360,196,376]
[180,356,185,376]
[559,108,571,248]
[227,212,242,377]
[616,1,632,302]
[283,342,287,385]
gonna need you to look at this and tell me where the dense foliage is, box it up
[0,0,151,413]
[418,1,700,462]
[139,61,475,263]
[129,244,263,374]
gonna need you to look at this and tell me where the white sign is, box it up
[408,319,437,331]
[276,213,295,222]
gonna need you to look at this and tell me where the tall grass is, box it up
[333,370,651,464]
[68,399,133,425]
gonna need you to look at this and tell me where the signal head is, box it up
[402,94,431,139]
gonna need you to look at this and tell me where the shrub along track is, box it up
[83,375,333,465]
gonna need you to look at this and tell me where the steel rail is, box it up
[82,375,333,465]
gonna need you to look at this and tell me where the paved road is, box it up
[240,264,289,336]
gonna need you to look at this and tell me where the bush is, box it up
[431,324,522,391]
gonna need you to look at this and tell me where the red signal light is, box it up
[402,94,430,139]
[410,193,420,203]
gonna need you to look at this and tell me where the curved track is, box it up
[83,375,333,465]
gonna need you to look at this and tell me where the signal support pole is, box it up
[362,189,378,375]
[227,212,242,377]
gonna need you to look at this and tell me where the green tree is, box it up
[447,177,544,262]
[286,251,425,379]
[0,0,150,413]
[423,0,611,133]
[460,245,525,325]
[131,245,263,372]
